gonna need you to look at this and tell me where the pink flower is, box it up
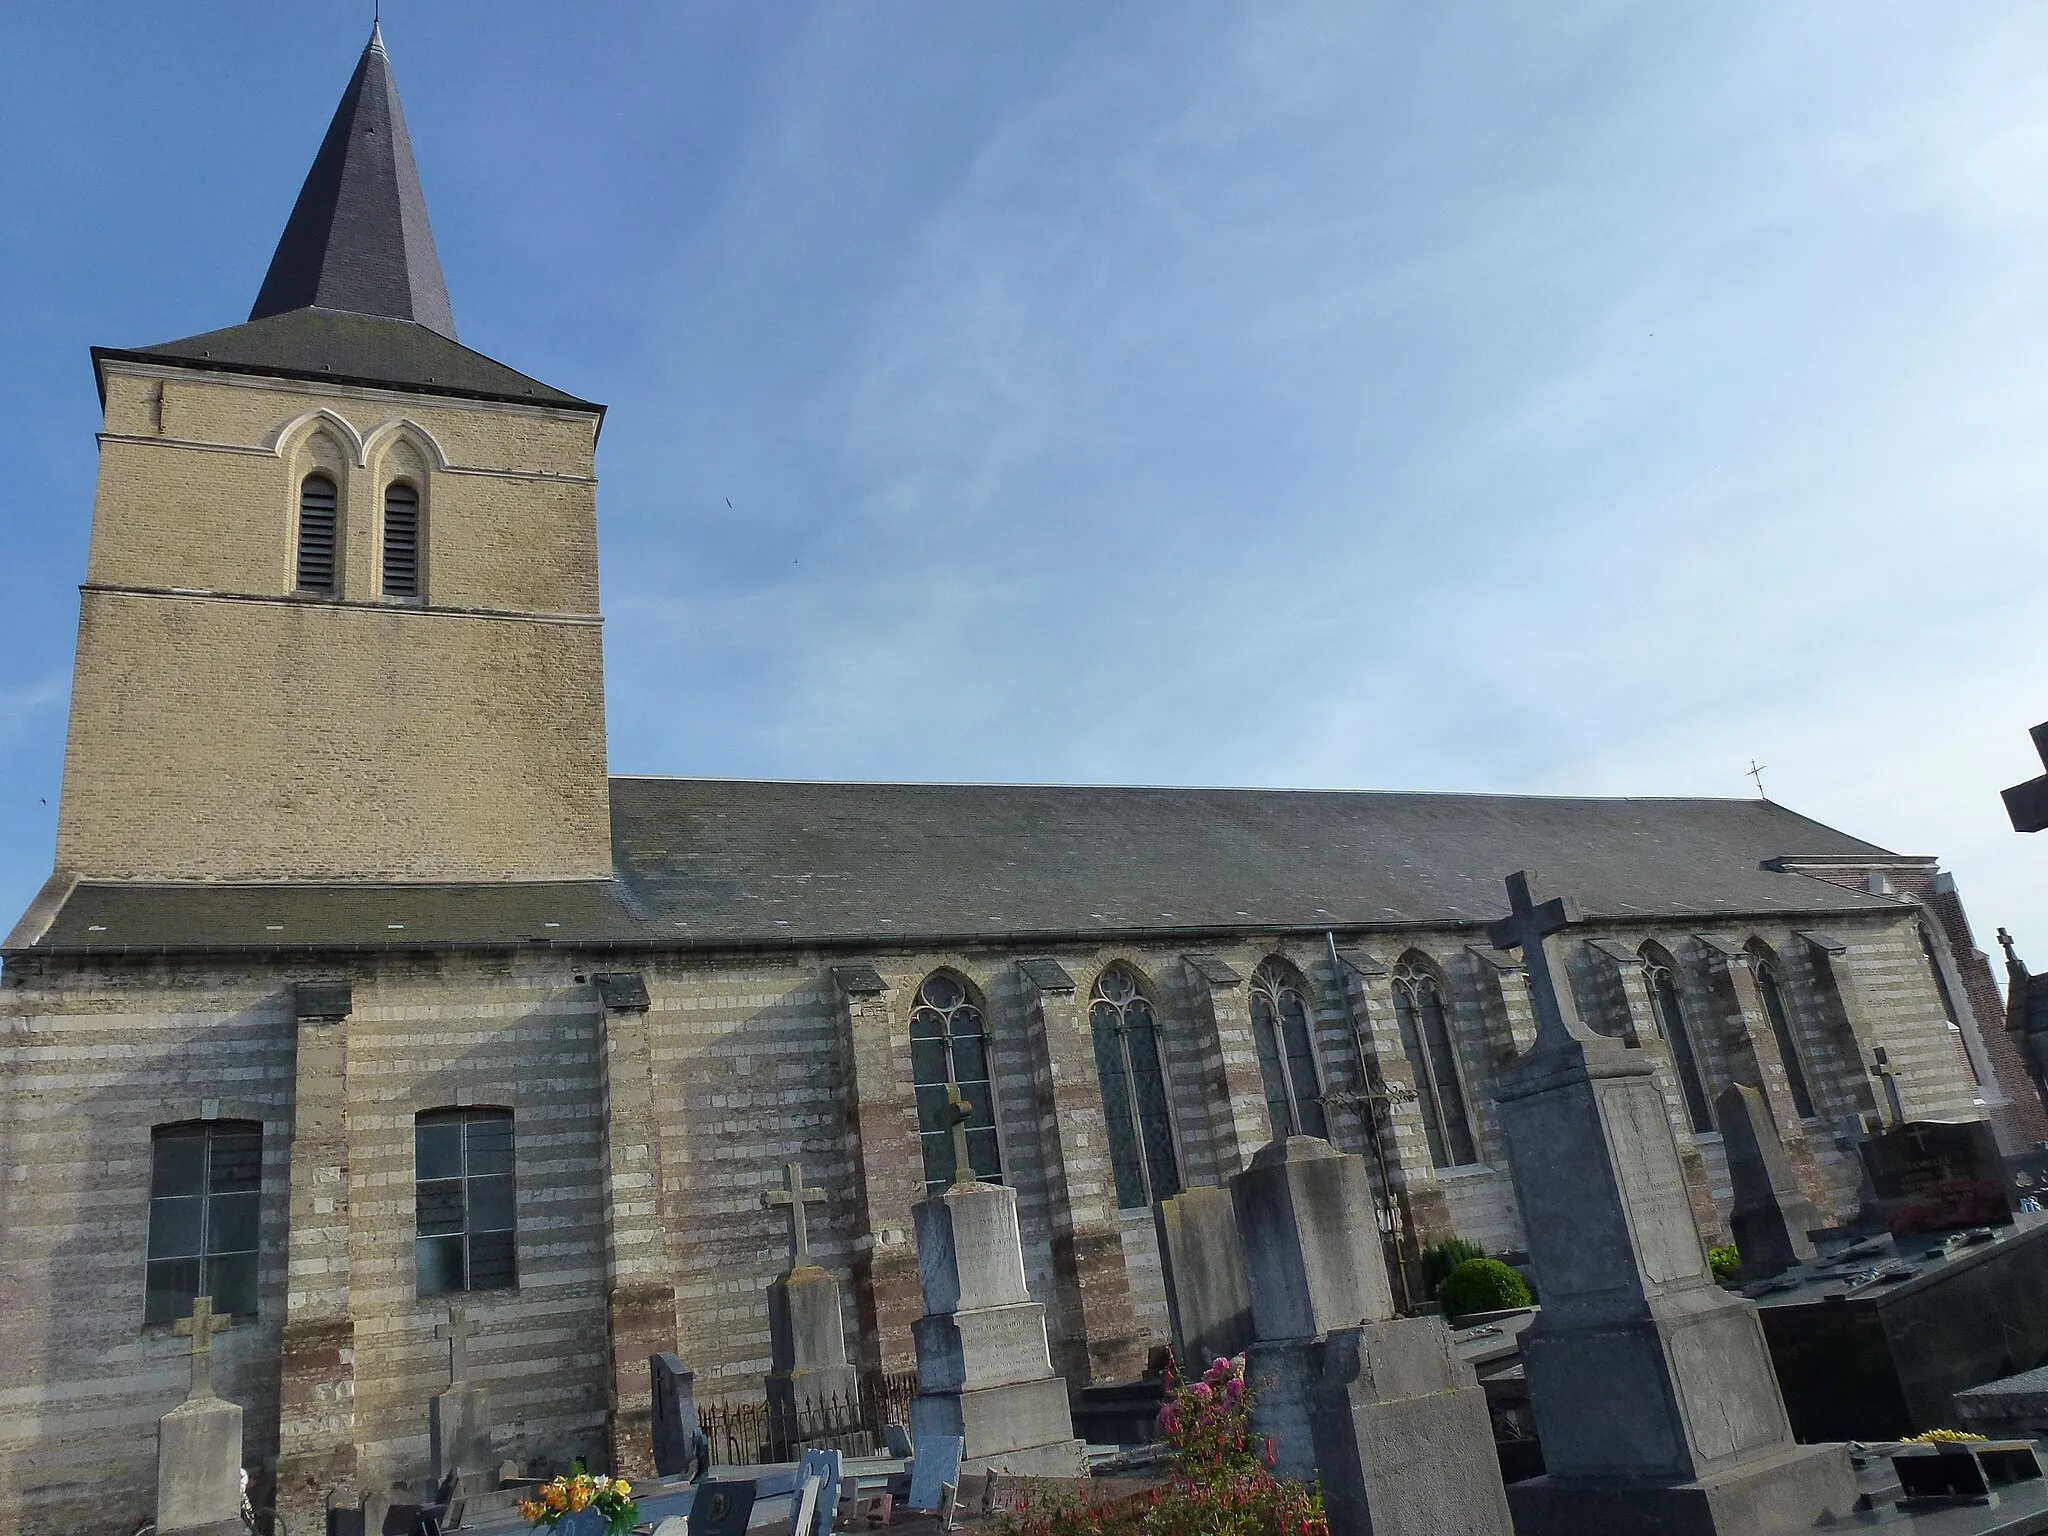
[1190,1381,1214,1403]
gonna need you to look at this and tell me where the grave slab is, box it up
[1755,1215,2048,1441]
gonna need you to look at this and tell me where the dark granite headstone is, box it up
[1717,1083,1820,1281]
[649,1353,698,1478]
[1860,1120,2012,1238]
[686,1479,757,1536]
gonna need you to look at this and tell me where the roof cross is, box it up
[436,1304,479,1387]
[1486,869,1584,1049]
[174,1295,231,1400]
[763,1162,827,1270]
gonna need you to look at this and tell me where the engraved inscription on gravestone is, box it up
[1605,1080,1708,1286]
[1860,1120,2012,1238]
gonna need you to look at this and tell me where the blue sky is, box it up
[5,3,2048,957]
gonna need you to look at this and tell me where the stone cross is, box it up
[1485,869,1583,1047]
[943,1084,976,1187]
[174,1295,231,1400]
[436,1304,479,1387]
[763,1161,827,1268]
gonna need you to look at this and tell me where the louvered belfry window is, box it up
[296,474,338,592]
[383,482,420,598]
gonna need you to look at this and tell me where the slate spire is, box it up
[249,23,457,339]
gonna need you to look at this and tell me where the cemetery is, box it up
[112,872,2048,1536]
[13,24,2048,1535]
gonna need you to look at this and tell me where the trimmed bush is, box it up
[1437,1257,1532,1322]
[1421,1237,1486,1297]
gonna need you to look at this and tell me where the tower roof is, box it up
[95,25,600,418]
[250,22,457,338]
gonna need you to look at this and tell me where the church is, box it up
[2,28,2038,1535]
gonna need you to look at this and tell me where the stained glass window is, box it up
[1392,963,1478,1168]
[1643,948,1714,1133]
[1752,957,1817,1120]
[1249,961,1329,1141]
[911,972,1003,1193]
[1090,967,1182,1209]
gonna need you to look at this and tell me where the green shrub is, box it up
[1421,1238,1486,1297]
[1708,1246,1740,1284]
[1437,1257,1532,1322]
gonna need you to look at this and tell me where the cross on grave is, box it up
[436,1304,480,1387]
[762,1162,827,1269]
[943,1083,976,1187]
[174,1294,231,1399]
[1485,869,1584,1048]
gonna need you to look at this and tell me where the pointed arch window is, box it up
[1249,960,1328,1141]
[382,482,420,598]
[910,972,1002,1192]
[1392,962,1477,1168]
[1642,947,1713,1134]
[1751,954,1817,1120]
[296,473,338,593]
[1090,967,1181,1209]
[145,1121,264,1325]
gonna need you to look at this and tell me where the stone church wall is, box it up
[0,901,1991,1533]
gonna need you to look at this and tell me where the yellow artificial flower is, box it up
[614,1480,632,1498]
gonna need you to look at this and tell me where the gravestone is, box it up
[793,1447,843,1534]
[650,1353,702,1478]
[552,1509,608,1536]
[1227,1136,1513,1536]
[428,1304,494,1498]
[1153,1185,1254,1369]
[762,1162,861,1439]
[654,1519,689,1536]
[1716,1083,1820,1281]
[908,1088,1085,1478]
[156,1296,245,1536]
[689,1478,759,1536]
[1485,871,1857,1536]
[1860,1119,2013,1238]
[907,1433,963,1512]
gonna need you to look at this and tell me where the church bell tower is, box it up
[56,25,613,884]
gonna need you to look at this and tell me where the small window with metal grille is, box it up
[383,482,420,599]
[296,474,337,593]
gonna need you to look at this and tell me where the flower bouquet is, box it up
[515,1464,638,1535]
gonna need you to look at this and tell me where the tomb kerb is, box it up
[1488,871,1856,1536]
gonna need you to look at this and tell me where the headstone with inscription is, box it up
[1485,871,1857,1536]
[1860,1119,2013,1239]
[762,1162,861,1440]
[1227,1136,1513,1536]
[155,1296,244,1536]
[688,1479,759,1536]
[908,1087,1085,1478]
[1153,1185,1254,1369]
[1716,1083,1821,1281]
[793,1447,843,1534]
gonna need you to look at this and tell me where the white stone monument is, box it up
[908,1086,1085,1477]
